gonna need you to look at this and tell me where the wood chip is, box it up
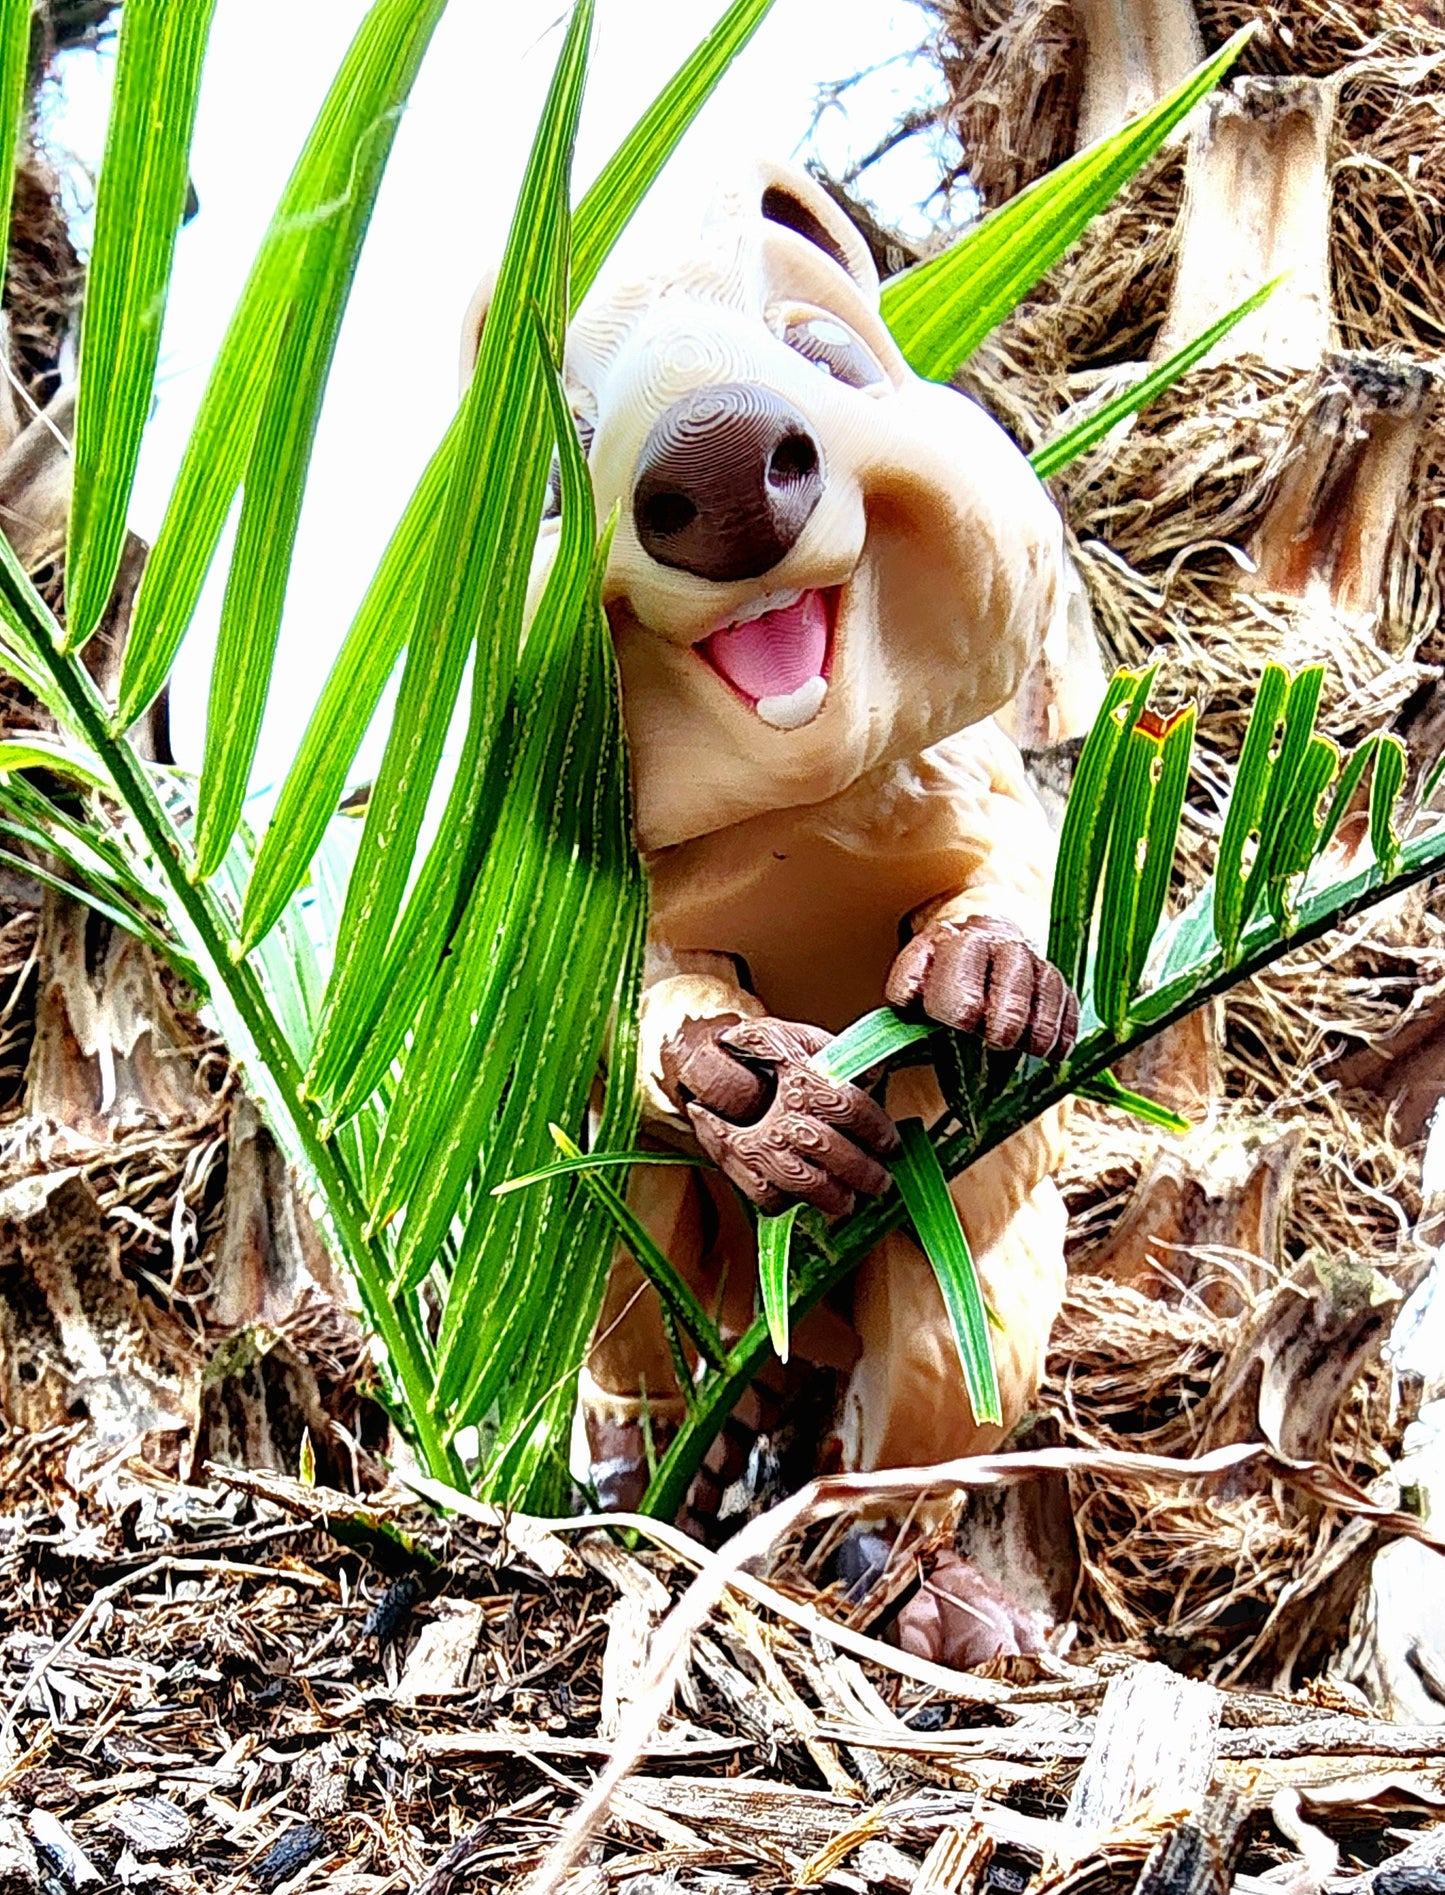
[1066,1663,1221,1831]
[107,1797,192,1856]
[393,1601,486,1704]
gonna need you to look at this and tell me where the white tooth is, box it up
[726,587,803,629]
[756,676,827,730]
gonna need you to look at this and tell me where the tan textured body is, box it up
[463,159,1072,1492]
[592,722,1068,1472]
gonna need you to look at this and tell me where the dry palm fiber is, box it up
[929,0,1086,205]
[959,147,1185,434]
[1332,45,1445,357]
[3,143,81,411]
[916,0,1445,1684]
[1194,0,1445,75]
[1044,1088,1420,1680]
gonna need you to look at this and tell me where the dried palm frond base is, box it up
[1193,0,1443,74]
[930,0,1085,207]
[0,1455,1443,1895]
[0,888,383,1493]
[1027,831,1443,1682]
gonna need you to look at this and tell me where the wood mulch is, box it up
[0,1438,1442,1895]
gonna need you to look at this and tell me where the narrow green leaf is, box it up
[814,1007,931,1084]
[1093,716,1159,1036]
[1370,733,1407,877]
[399,663,631,1295]
[0,738,110,792]
[0,0,30,296]
[1272,735,1339,884]
[1418,751,1445,818]
[356,317,600,1220]
[526,1128,725,1369]
[192,13,450,874]
[1129,704,1195,999]
[1315,732,1378,863]
[441,894,646,1444]
[1214,661,1289,961]
[1078,1069,1190,1134]
[241,0,776,952]
[66,0,216,649]
[571,0,774,300]
[758,1206,799,1361]
[892,1118,1001,1427]
[1048,666,1155,995]
[1029,277,1282,480]
[1239,664,1324,934]
[117,0,449,732]
[238,420,448,951]
[935,1027,984,1139]
[880,29,1250,381]
[492,1150,707,1197]
[0,843,190,970]
[305,2,589,1102]
[0,778,149,899]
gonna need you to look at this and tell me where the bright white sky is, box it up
[44,0,954,792]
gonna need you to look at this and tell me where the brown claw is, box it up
[887,915,1079,1063]
[664,1012,899,1216]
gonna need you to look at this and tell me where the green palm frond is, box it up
[3,0,1437,1524]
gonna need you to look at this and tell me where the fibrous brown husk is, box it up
[932,0,1085,205]
[933,0,1445,1692]
[1195,0,1444,76]
[1333,47,1445,358]
[3,144,81,412]
[960,147,1185,438]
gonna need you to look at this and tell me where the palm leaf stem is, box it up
[641,823,1445,1522]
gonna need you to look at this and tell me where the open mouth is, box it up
[698,586,840,730]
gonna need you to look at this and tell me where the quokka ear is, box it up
[757,161,879,300]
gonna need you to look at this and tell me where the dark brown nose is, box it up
[632,383,823,582]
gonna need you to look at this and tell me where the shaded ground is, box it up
[0,1444,1444,1895]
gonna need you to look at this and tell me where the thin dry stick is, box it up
[396,1466,1027,1704]
[507,1439,1444,1895]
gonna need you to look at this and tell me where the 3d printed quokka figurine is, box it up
[463,161,1078,1666]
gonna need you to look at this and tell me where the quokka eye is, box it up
[542,413,597,521]
[783,316,886,390]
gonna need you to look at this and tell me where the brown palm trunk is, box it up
[929,0,1445,1685]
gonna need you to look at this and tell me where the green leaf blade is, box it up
[1078,1069,1190,1134]
[241,0,774,952]
[880,29,1251,382]
[1048,665,1155,996]
[66,0,216,651]
[116,0,449,733]
[1094,717,1160,1036]
[1129,704,1195,999]
[1370,734,1407,878]
[237,419,450,952]
[1214,661,1289,961]
[814,1007,932,1084]
[1029,276,1282,480]
[758,1206,799,1362]
[893,1118,1001,1428]
[305,3,590,1104]
[571,0,774,301]
[0,0,31,300]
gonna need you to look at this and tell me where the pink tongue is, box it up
[701,589,828,703]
